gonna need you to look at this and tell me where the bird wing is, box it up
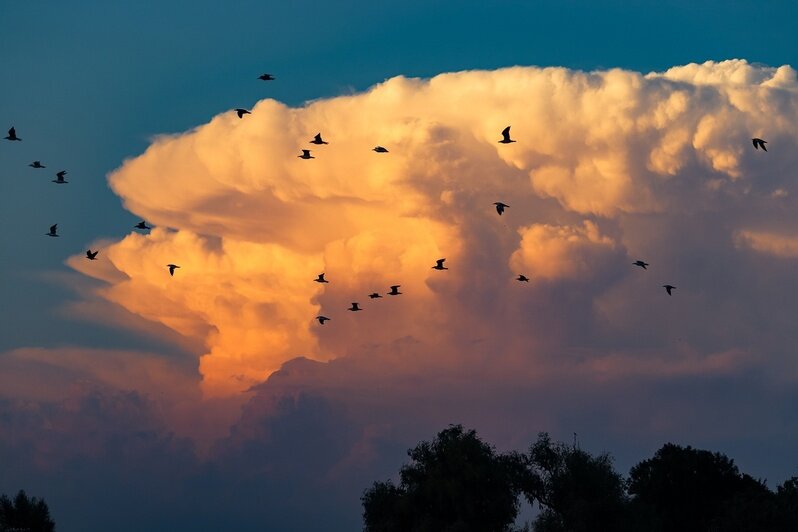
[436,259,445,266]
[314,133,322,142]
[50,224,57,233]
[8,127,15,136]
[302,150,310,156]
[501,126,511,140]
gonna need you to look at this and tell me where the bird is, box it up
[494,202,509,215]
[347,302,362,311]
[46,224,58,237]
[4,127,21,141]
[516,274,529,282]
[499,126,515,144]
[372,146,389,153]
[86,250,98,260]
[29,161,45,169]
[432,258,448,270]
[633,260,649,270]
[298,149,314,159]
[387,285,402,296]
[310,133,328,145]
[314,273,329,283]
[316,316,330,325]
[368,292,383,299]
[662,284,676,295]
[135,221,151,230]
[752,138,767,151]
[258,74,276,81]
[52,171,68,184]
[167,264,180,276]
[235,108,251,118]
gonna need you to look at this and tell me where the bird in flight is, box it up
[387,285,402,296]
[46,224,59,237]
[86,250,99,260]
[432,258,448,270]
[167,264,180,276]
[135,221,151,230]
[662,284,676,295]
[494,202,509,215]
[235,108,251,118]
[258,74,275,81]
[316,316,330,325]
[347,302,362,312]
[29,161,45,169]
[516,274,529,282]
[52,171,68,184]
[4,127,21,141]
[752,138,767,151]
[372,146,389,153]
[298,149,314,159]
[310,133,328,145]
[314,273,329,283]
[368,292,383,299]
[499,126,515,144]
[633,260,649,270]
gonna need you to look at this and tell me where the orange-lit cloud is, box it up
[67,60,798,397]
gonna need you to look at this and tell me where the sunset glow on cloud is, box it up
[62,60,798,398]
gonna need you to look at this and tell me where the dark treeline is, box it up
[362,425,798,532]
[0,490,55,532]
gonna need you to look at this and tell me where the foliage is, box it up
[362,424,528,532]
[0,490,55,532]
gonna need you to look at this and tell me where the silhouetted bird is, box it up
[46,224,58,237]
[298,149,314,159]
[135,221,151,230]
[316,315,330,325]
[432,258,448,270]
[29,161,45,168]
[388,285,402,296]
[633,260,649,270]
[348,302,362,311]
[494,202,509,215]
[373,146,389,153]
[368,292,383,299]
[235,108,251,118]
[52,171,68,184]
[516,274,529,282]
[752,138,767,151]
[314,273,329,283]
[4,127,21,141]
[310,133,328,145]
[258,74,276,81]
[167,264,180,276]
[499,126,515,144]
[86,250,98,260]
[663,284,676,295]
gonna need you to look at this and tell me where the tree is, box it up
[362,425,529,532]
[0,490,55,532]
[627,443,772,531]
[524,433,628,532]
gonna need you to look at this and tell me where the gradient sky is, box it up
[2,1,798,531]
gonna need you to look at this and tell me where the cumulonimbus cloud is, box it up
[67,59,798,397]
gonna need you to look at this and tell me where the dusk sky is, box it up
[2,1,798,530]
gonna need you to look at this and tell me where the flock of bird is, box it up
[4,77,771,329]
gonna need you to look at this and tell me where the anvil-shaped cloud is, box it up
[64,59,798,400]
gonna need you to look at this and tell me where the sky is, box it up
[1,1,798,530]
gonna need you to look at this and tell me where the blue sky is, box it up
[2,1,798,530]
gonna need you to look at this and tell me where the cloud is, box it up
[61,59,798,397]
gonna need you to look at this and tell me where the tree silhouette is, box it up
[627,443,773,531]
[524,433,628,532]
[362,424,529,532]
[0,490,55,532]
